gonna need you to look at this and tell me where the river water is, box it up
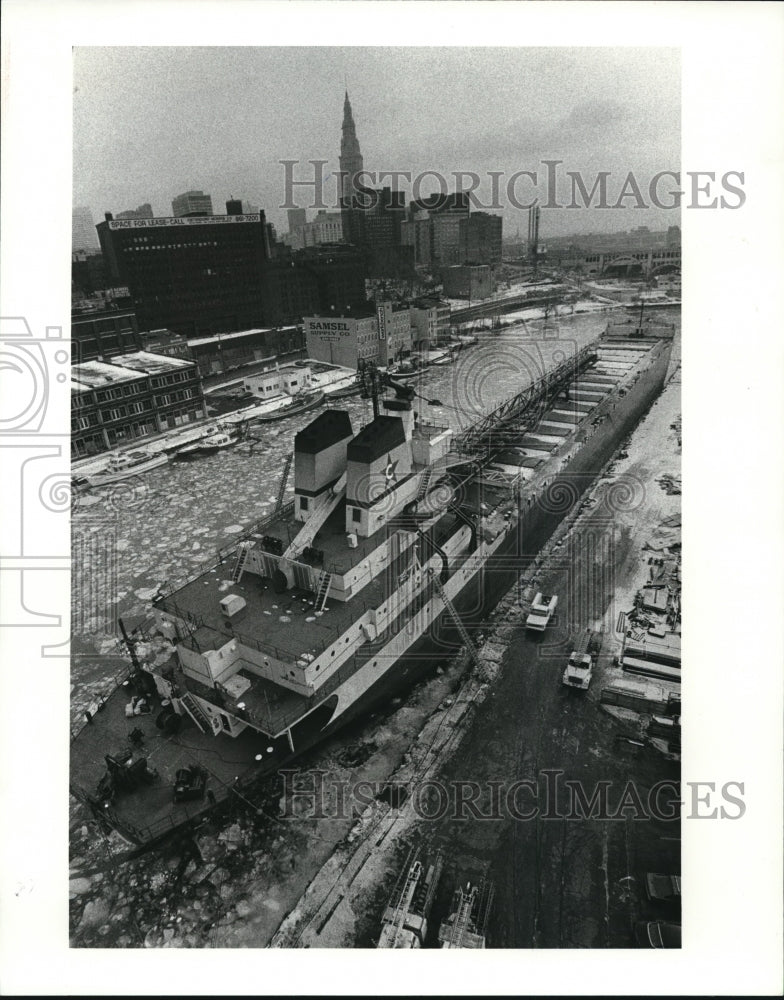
[71,308,679,714]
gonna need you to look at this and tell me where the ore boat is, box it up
[70,318,675,846]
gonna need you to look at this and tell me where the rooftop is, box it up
[111,351,195,373]
[71,359,147,389]
[188,326,298,348]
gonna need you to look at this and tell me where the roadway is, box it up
[425,513,680,947]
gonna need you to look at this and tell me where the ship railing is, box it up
[108,767,248,845]
[69,660,136,743]
[414,420,451,438]
[177,586,443,736]
[152,502,298,605]
[231,628,311,664]
[218,649,374,734]
[154,598,206,637]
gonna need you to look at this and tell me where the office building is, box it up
[339,91,365,246]
[187,326,302,377]
[409,191,470,220]
[462,212,503,267]
[307,211,344,246]
[401,214,433,268]
[375,301,413,365]
[431,214,464,267]
[116,203,154,220]
[171,190,214,217]
[71,305,142,363]
[286,243,367,318]
[287,208,307,233]
[72,206,101,253]
[98,211,270,335]
[304,312,378,369]
[441,264,493,300]
[98,208,368,335]
[285,211,344,250]
[72,251,111,296]
[71,352,206,458]
[304,301,410,369]
[410,297,450,350]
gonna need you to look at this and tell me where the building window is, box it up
[351,507,361,523]
[300,497,309,512]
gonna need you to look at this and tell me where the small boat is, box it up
[625,293,681,311]
[249,389,326,424]
[428,350,452,367]
[86,450,169,486]
[327,380,362,399]
[174,429,238,461]
[391,358,429,380]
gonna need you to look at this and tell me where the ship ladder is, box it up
[231,540,253,583]
[314,570,332,612]
[431,572,481,668]
[179,692,211,734]
[415,467,433,502]
[275,452,294,513]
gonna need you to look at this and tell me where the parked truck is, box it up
[525,592,558,631]
[562,629,601,690]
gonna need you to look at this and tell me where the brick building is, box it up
[71,352,206,458]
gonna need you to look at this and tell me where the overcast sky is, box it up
[73,47,680,239]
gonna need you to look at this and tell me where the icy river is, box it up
[71,308,679,716]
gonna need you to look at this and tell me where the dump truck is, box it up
[525,592,558,631]
[562,630,601,690]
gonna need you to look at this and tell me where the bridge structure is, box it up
[556,246,681,279]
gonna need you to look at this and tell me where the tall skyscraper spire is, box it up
[340,91,364,205]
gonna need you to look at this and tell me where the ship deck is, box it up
[258,501,398,577]
[70,680,287,844]
[71,333,672,844]
[164,557,387,662]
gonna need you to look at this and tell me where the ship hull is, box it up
[71,336,673,846]
[283,337,673,758]
[249,391,326,423]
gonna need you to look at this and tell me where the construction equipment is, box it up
[438,877,495,948]
[377,848,443,948]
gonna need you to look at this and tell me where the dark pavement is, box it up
[419,515,681,948]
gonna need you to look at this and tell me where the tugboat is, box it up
[174,428,239,461]
[248,389,326,423]
[70,319,675,847]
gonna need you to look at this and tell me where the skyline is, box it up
[73,47,680,240]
